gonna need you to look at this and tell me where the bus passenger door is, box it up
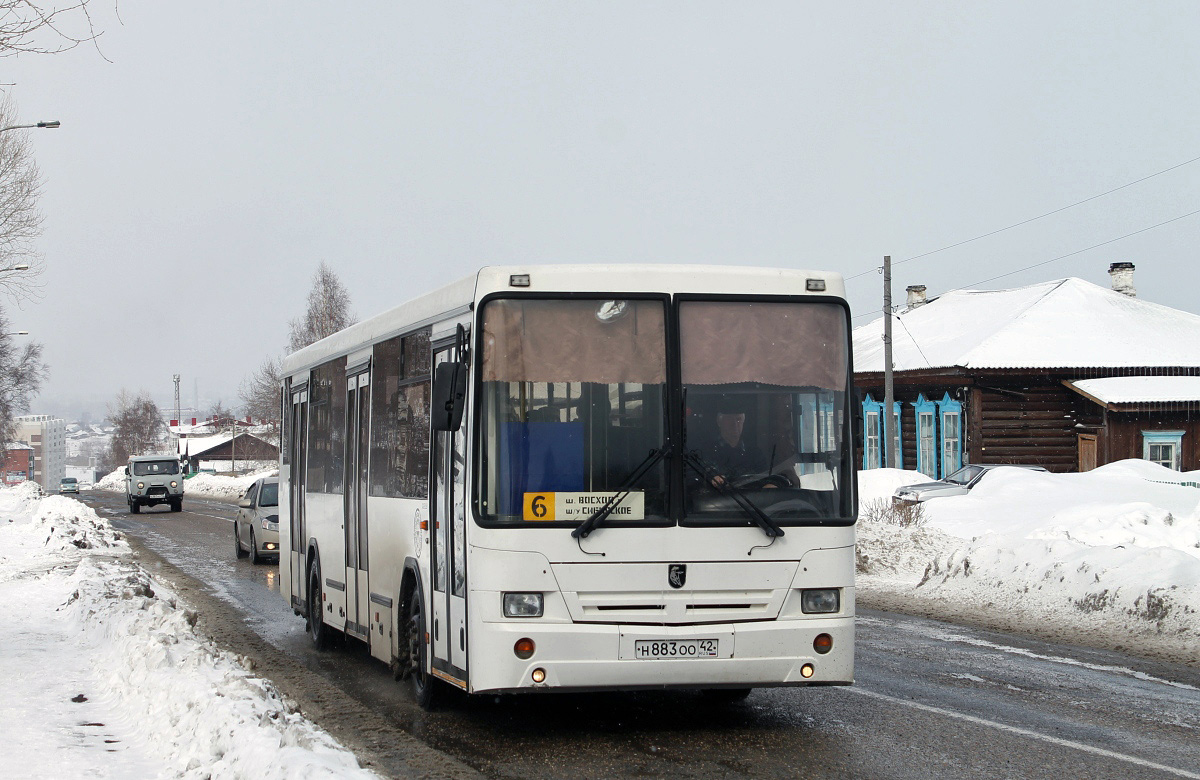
[430,342,469,683]
[289,387,309,612]
[344,369,371,639]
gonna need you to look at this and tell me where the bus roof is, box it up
[282,264,846,379]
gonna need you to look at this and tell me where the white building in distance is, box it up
[14,415,66,491]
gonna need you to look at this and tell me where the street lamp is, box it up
[0,121,60,133]
[0,265,30,273]
[4,331,29,336]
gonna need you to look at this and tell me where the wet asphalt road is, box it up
[82,490,1200,780]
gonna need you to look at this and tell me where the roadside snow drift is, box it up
[95,467,277,500]
[857,461,1200,656]
[0,484,377,779]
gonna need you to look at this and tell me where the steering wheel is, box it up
[731,472,792,490]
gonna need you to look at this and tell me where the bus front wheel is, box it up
[405,590,437,710]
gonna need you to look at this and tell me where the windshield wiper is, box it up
[683,450,785,539]
[572,445,669,540]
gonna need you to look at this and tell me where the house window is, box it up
[861,395,902,469]
[912,395,937,478]
[1142,431,1184,471]
[939,393,963,477]
[863,404,881,471]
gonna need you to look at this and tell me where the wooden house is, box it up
[853,265,1200,476]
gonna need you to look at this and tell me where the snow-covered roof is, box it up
[180,434,233,455]
[854,278,1200,372]
[1067,376,1200,405]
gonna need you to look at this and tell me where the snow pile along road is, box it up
[95,466,277,500]
[0,485,378,779]
[857,461,1200,662]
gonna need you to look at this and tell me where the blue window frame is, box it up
[913,394,937,478]
[862,395,902,470]
[1142,431,1184,471]
[938,393,963,478]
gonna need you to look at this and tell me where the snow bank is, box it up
[183,469,277,500]
[859,460,1200,654]
[0,487,378,779]
[94,467,278,500]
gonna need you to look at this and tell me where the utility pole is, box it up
[883,256,897,468]
[173,374,181,457]
[231,419,238,475]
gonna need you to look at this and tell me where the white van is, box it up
[125,455,184,513]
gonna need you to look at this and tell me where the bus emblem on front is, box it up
[668,564,686,589]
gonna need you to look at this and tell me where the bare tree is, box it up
[288,261,356,352]
[107,389,165,466]
[239,354,281,436]
[0,305,45,445]
[204,399,236,422]
[0,95,46,301]
[1,0,102,58]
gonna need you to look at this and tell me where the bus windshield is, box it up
[680,299,852,524]
[477,298,669,525]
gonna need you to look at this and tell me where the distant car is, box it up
[59,477,79,494]
[234,476,280,564]
[892,464,1049,504]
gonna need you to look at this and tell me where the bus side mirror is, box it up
[431,361,467,432]
[124,467,130,476]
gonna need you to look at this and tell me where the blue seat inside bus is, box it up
[498,421,585,516]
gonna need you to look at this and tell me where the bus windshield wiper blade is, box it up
[572,445,669,540]
[683,451,785,539]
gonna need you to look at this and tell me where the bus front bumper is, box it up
[467,616,854,694]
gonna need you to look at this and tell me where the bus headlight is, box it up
[170,481,178,488]
[503,592,544,618]
[800,589,840,614]
[137,482,144,490]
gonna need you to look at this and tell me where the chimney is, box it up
[1108,262,1135,297]
[905,284,928,308]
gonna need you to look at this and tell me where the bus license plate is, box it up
[634,639,719,659]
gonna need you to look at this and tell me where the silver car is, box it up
[892,464,1048,504]
[234,477,280,564]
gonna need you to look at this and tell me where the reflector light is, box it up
[806,278,826,292]
[510,274,531,287]
[801,663,815,679]
[514,638,536,659]
[532,668,546,683]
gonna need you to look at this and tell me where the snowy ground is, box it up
[857,459,1200,664]
[10,459,1199,777]
[94,467,277,500]
[0,483,378,779]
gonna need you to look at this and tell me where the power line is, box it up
[851,206,1200,321]
[846,152,1200,283]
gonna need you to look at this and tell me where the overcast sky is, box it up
[8,1,1200,420]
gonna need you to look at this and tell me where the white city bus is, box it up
[279,265,857,707]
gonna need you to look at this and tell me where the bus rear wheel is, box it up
[405,591,437,710]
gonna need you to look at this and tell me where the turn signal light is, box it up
[801,663,815,679]
[813,633,833,654]
[514,638,536,659]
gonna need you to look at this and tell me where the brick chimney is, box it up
[1108,262,1135,297]
[905,284,928,308]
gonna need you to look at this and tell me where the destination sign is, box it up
[522,492,645,523]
